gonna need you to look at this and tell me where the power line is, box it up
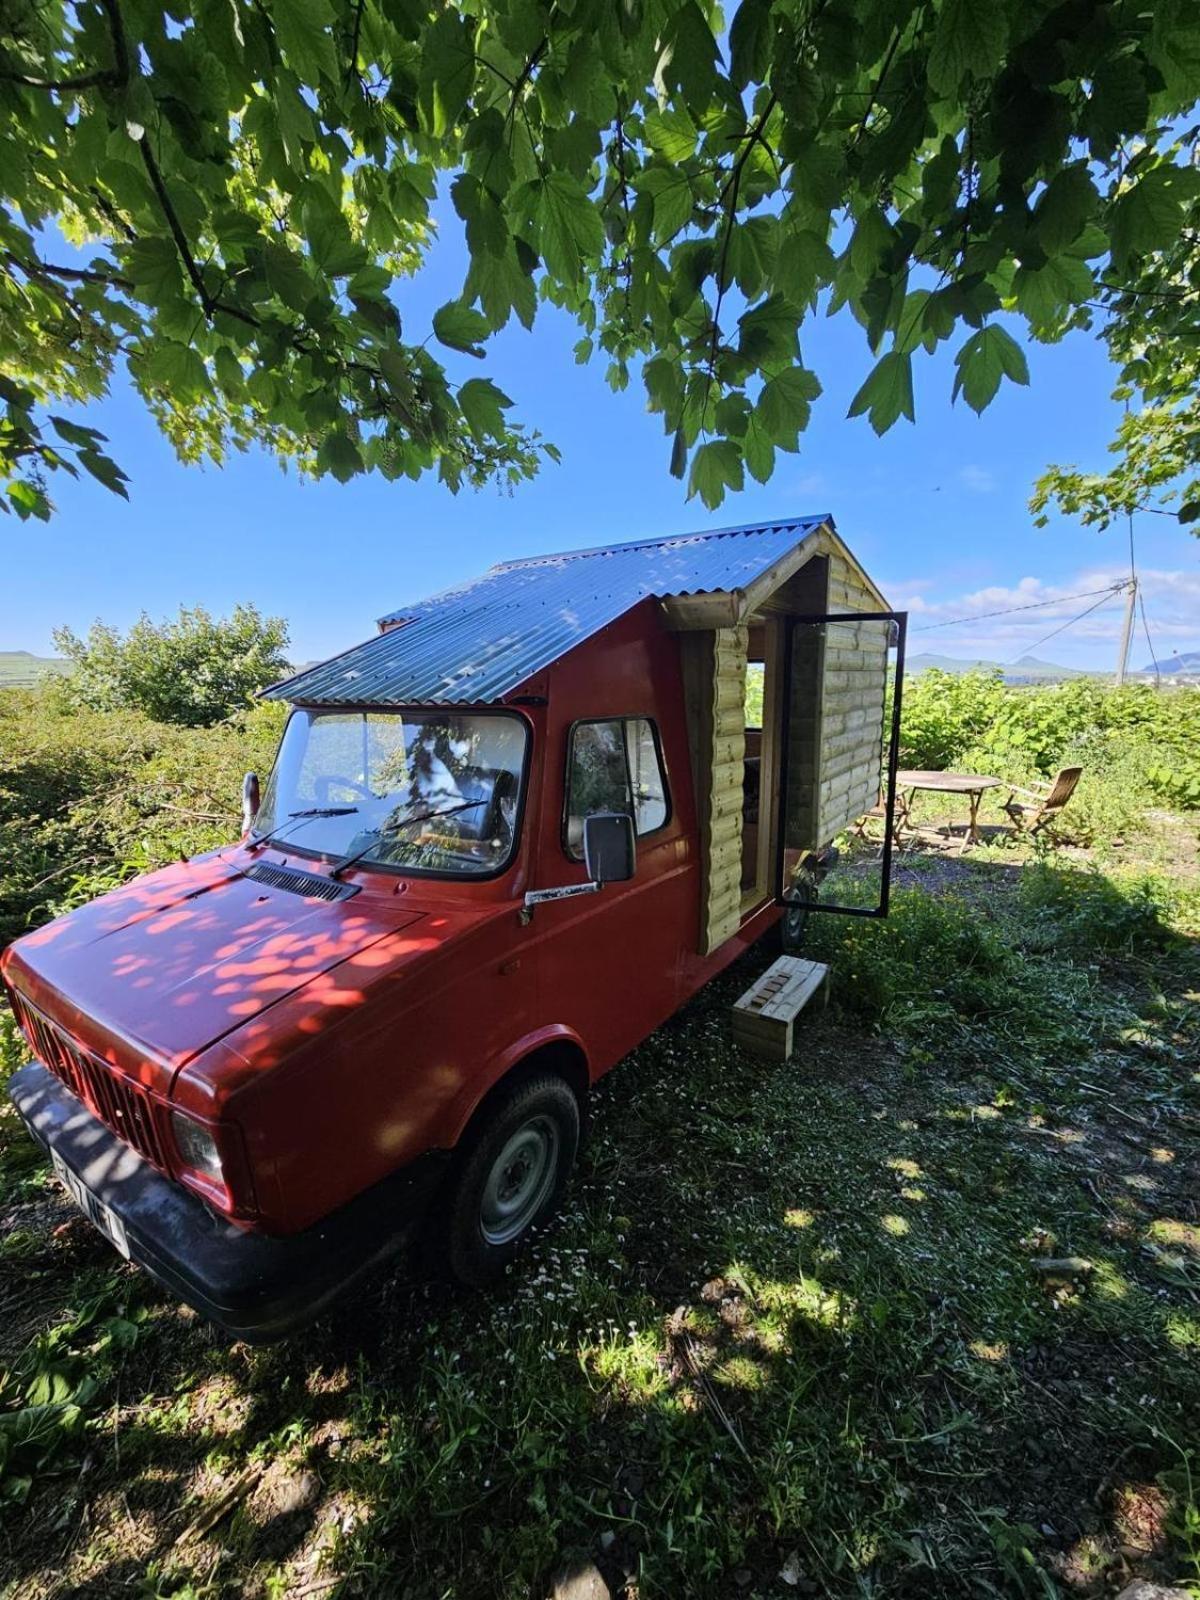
[1138,589,1161,684]
[1015,589,1127,661]
[912,582,1127,633]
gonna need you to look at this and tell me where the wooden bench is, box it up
[731,955,829,1060]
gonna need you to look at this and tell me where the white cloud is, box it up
[895,565,1200,667]
[958,464,996,494]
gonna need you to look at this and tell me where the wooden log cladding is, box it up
[682,624,748,956]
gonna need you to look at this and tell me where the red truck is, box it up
[4,517,904,1339]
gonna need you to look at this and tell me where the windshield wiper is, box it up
[248,806,359,854]
[329,799,487,880]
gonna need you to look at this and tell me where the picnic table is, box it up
[896,769,1002,852]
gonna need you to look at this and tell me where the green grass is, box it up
[2,851,1199,1599]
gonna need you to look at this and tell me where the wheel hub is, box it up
[479,1115,559,1246]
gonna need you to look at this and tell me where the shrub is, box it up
[0,687,286,944]
[53,603,290,727]
[899,668,1008,769]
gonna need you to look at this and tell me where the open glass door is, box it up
[774,611,906,922]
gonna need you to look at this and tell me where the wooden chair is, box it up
[851,790,910,847]
[1001,766,1083,836]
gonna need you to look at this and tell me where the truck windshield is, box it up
[254,710,528,877]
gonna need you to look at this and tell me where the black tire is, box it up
[433,1074,580,1289]
[780,875,816,953]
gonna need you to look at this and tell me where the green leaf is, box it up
[1013,255,1094,331]
[644,106,698,165]
[669,426,687,479]
[49,416,106,449]
[776,228,834,305]
[952,325,1030,413]
[636,168,695,244]
[688,439,743,509]
[737,295,801,369]
[464,241,536,331]
[529,173,604,284]
[656,2,718,106]
[1111,165,1200,269]
[77,448,130,498]
[317,427,363,483]
[418,11,476,138]
[125,238,182,301]
[1033,166,1098,254]
[729,0,773,90]
[729,216,778,298]
[849,208,895,281]
[927,0,1007,95]
[264,243,313,313]
[303,192,363,277]
[433,300,491,356]
[757,366,821,448]
[847,350,914,434]
[742,410,775,484]
[6,478,46,520]
[145,340,210,399]
[458,377,513,439]
[452,173,508,259]
[271,0,338,83]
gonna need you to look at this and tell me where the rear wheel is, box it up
[435,1074,580,1288]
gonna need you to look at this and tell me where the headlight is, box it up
[171,1111,223,1181]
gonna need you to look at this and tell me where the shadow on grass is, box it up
[2,854,1198,1600]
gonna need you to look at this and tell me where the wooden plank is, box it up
[661,591,744,630]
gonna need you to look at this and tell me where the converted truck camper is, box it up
[4,516,905,1338]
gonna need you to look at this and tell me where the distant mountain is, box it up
[906,652,1088,684]
[0,650,69,687]
[1146,650,1200,675]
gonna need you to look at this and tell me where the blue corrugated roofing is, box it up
[263,515,833,707]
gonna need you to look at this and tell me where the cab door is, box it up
[530,714,690,1073]
[774,611,907,920]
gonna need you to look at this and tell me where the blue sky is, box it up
[5,197,1198,672]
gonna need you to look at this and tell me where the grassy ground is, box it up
[1,830,1198,1599]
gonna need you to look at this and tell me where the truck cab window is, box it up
[565,717,669,860]
[256,709,528,877]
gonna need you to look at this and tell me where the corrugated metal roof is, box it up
[263,514,832,707]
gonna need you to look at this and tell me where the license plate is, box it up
[51,1148,131,1260]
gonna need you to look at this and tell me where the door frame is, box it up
[772,609,907,920]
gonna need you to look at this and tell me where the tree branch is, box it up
[5,253,135,293]
[0,0,129,92]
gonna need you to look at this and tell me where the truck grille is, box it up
[244,860,360,901]
[8,991,169,1170]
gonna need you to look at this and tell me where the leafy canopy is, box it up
[2,0,1198,520]
[1032,148,1200,535]
[53,603,290,725]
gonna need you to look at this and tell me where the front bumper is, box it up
[9,1063,446,1342]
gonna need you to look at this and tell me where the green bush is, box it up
[900,673,1200,836]
[0,687,286,945]
[899,668,1009,769]
[53,603,290,727]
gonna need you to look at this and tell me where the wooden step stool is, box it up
[731,956,830,1061]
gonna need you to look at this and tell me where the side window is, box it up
[565,717,669,859]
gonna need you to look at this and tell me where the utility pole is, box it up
[1115,576,1137,685]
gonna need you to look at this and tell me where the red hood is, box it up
[2,851,425,1088]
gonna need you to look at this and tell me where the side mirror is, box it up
[242,772,260,833]
[583,812,636,884]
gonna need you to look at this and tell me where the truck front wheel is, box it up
[435,1074,580,1288]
